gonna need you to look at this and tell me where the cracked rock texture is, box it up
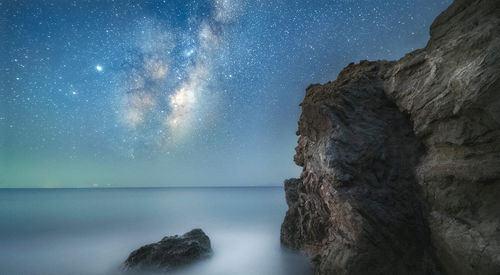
[281,0,500,274]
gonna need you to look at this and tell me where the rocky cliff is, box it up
[281,0,500,274]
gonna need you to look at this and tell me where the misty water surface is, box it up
[0,187,311,275]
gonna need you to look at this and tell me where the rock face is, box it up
[281,0,500,274]
[124,229,212,272]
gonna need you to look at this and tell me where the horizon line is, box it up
[0,185,283,189]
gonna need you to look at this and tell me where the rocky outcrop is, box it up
[124,229,212,272]
[281,0,500,274]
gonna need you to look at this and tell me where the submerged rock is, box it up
[124,229,212,272]
[281,0,500,274]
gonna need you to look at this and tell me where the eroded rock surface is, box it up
[281,0,500,274]
[124,229,212,272]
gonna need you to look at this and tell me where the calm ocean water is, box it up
[0,187,311,275]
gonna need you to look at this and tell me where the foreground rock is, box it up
[281,0,500,274]
[124,229,212,272]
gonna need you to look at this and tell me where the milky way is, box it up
[1,0,452,187]
[112,0,243,152]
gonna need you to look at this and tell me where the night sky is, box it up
[0,0,451,188]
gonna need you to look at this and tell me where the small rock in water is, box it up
[124,229,212,272]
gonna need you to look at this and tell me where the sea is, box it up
[0,187,312,275]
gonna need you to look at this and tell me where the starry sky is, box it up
[0,0,451,188]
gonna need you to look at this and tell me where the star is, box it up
[96,65,103,71]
